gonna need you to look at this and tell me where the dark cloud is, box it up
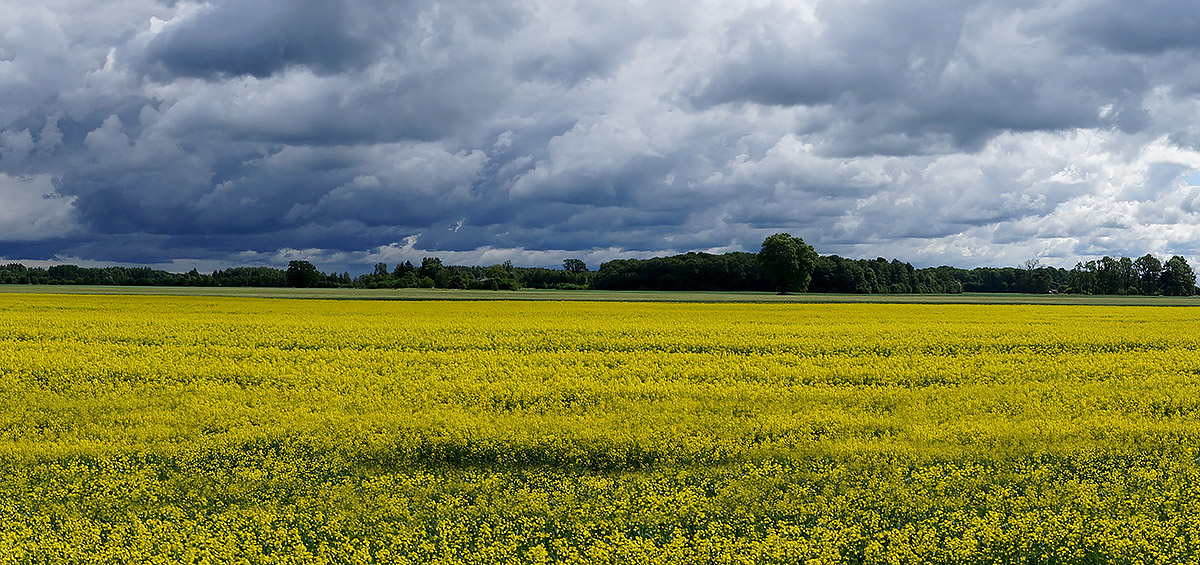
[1047,0,1200,55]
[685,1,1166,156]
[143,0,378,79]
[688,0,969,109]
[3,0,1200,272]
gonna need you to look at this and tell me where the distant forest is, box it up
[1,250,1195,295]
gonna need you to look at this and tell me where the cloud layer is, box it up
[3,0,1200,271]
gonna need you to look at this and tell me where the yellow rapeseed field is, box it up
[3,294,1200,563]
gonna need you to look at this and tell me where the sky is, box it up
[3,0,1200,274]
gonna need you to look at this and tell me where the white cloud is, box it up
[0,173,78,240]
[363,237,665,269]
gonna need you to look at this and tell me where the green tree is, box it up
[392,261,415,278]
[757,233,818,293]
[1116,257,1136,294]
[1160,256,1197,296]
[1069,261,1098,294]
[286,260,323,288]
[563,259,588,274]
[1096,256,1120,295]
[1135,254,1162,295]
[1021,259,1042,293]
[418,257,444,284]
[485,262,521,290]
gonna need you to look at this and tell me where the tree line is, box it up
[295,258,530,291]
[0,264,294,287]
[0,235,1194,295]
[749,233,1195,296]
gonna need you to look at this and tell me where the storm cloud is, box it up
[2,0,1200,272]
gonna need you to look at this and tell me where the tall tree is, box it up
[285,260,323,288]
[757,233,818,293]
[1134,254,1162,295]
[485,262,521,290]
[1116,257,1136,294]
[1097,256,1120,295]
[563,259,588,274]
[1021,259,1040,293]
[1160,256,1197,296]
[418,257,445,287]
[392,261,415,278]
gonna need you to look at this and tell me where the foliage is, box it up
[1135,254,1163,295]
[5,296,1200,562]
[1161,256,1198,296]
[1069,254,1197,296]
[591,252,769,291]
[0,249,1194,297]
[513,267,593,290]
[810,256,964,294]
[0,263,287,287]
[757,233,818,293]
[285,260,328,288]
[563,259,588,274]
[211,266,287,287]
[483,261,522,291]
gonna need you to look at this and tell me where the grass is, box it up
[0,284,1197,305]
